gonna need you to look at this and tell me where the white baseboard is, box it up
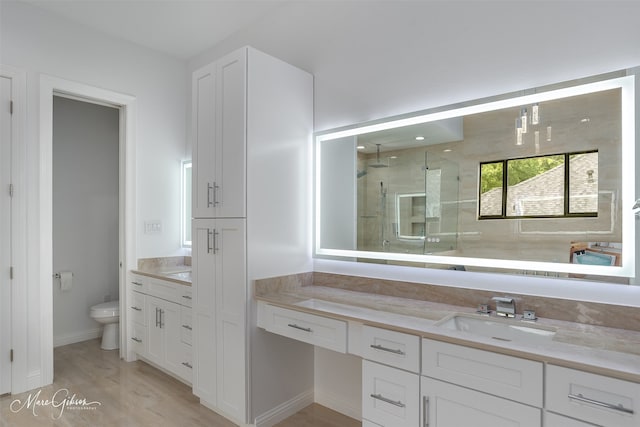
[254,389,314,427]
[314,389,361,421]
[53,328,102,348]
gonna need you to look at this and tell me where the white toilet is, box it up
[90,300,120,350]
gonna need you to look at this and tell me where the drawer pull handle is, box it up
[182,362,193,369]
[131,281,143,286]
[423,395,429,427]
[130,306,142,311]
[287,323,312,333]
[182,295,192,300]
[370,344,405,355]
[370,393,405,408]
[182,324,192,330]
[131,337,142,343]
[568,393,635,415]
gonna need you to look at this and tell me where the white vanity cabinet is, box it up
[421,338,543,426]
[545,365,639,427]
[192,45,313,425]
[361,326,421,427]
[129,274,193,383]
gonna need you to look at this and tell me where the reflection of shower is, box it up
[370,144,389,168]
[379,181,390,250]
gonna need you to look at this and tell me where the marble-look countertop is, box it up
[256,285,640,383]
[131,256,191,286]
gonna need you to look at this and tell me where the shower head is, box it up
[369,144,388,168]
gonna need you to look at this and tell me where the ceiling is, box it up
[19,0,286,59]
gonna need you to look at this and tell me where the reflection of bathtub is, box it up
[572,251,616,266]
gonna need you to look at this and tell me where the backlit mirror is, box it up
[315,73,636,282]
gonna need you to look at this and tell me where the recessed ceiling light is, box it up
[415,136,425,141]
[357,145,365,149]
[443,149,452,153]
[390,156,398,159]
[581,118,591,123]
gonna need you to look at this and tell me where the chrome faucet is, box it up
[492,297,516,318]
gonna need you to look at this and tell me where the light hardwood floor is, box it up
[0,339,360,427]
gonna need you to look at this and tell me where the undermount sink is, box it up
[436,313,557,344]
[165,271,192,281]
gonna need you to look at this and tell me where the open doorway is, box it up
[39,76,136,386]
[52,96,120,349]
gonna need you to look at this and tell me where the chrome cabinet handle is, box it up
[423,395,429,427]
[130,306,142,311]
[160,309,164,329]
[370,344,405,355]
[207,229,219,254]
[182,362,193,369]
[131,281,143,287]
[568,393,634,414]
[287,323,312,332]
[182,324,192,330]
[207,182,214,207]
[370,393,405,408]
[213,182,220,206]
[155,307,160,327]
[131,337,142,343]
[182,295,192,300]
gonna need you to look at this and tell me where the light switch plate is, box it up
[144,220,162,234]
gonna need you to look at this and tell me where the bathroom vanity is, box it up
[256,274,640,427]
[128,261,193,384]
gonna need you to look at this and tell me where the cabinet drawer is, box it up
[362,325,420,373]
[422,338,543,407]
[545,412,596,427]
[363,360,419,427]
[263,305,347,353]
[177,343,193,382]
[130,291,146,326]
[130,323,147,356]
[181,306,193,345]
[422,376,541,427]
[130,275,147,293]
[178,286,193,307]
[146,278,179,303]
[546,365,639,427]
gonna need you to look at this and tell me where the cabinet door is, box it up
[162,300,187,379]
[215,218,247,420]
[363,360,420,427]
[421,377,541,427]
[192,50,246,219]
[214,49,246,218]
[193,219,217,404]
[146,296,164,366]
[192,63,216,218]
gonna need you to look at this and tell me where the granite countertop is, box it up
[131,256,192,286]
[256,285,640,383]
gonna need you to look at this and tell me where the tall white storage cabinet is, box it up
[191,46,313,425]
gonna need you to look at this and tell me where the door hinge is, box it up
[10,349,13,362]
[10,100,13,115]
[10,266,13,280]
[9,184,14,197]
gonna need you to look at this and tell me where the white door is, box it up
[0,76,12,395]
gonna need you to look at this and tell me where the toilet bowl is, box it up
[90,300,120,350]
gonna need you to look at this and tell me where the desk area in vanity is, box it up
[255,272,640,427]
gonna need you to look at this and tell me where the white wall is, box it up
[52,96,119,347]
[0,1,187,391]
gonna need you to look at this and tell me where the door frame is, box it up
[39,75,136,385]
[0,65,27,394]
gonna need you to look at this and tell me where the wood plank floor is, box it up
[0,339,360,427]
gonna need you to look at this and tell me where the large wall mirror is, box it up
[315,72,636,283]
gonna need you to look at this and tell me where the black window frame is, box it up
[478,149,598,220]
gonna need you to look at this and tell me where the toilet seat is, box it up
[90,300,120,318]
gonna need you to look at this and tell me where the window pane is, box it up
[479,162,503,216]
[506,155,564,216]
[569,152,598,214]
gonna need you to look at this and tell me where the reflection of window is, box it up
[182,160,192,247]
[479,151,598,219]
